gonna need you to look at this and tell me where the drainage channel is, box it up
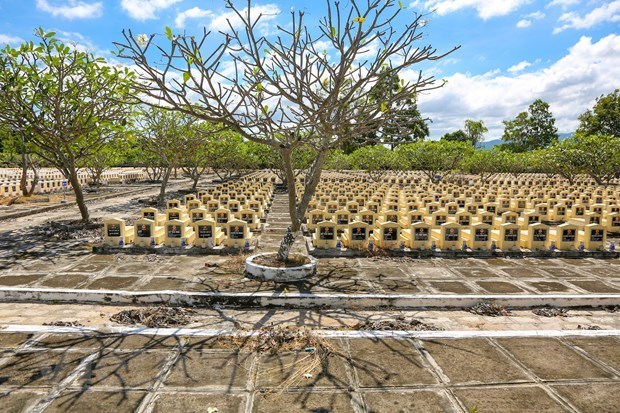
[0,287,619,309]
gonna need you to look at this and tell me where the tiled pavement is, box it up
[0,253,618,295]
[0,332,619,412]
[0,333,620,413]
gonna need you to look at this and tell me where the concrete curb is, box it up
[3,324,620,339]
[0,287,619,309]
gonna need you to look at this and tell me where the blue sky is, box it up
[1,0,619,140]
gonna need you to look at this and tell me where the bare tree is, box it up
[116,0,457,260]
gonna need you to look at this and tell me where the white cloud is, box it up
[548,0,580,8]
[517,19,531,28]
[415,35,620,138]
[423,0,531,20]
[36,0,103,19]
[208,4,280,32]
[0,34,24,44]
[526,11,545,20]
[507,60,532,73]
[553,1,620,33]
[120,0,181,21]
[516,10,544,28]
[175,7,213,28]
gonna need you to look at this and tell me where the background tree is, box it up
[461,148,502,183]
[396,140,473,183]
[500,150,533,180]
[349,145,396,181]
[137,107,195,204]
[0,124,40,195]
[441,129,468,143]
[0,29,134,220]
[464,119,488,147]
[0,78,39,196]
[572,133,620,185]
[501,99,558,152]
[577,89,620,137]
[247,141,316,185]
[116,0,457,261]
[324,149,354,171]
[178,122,218,190]
[542,139,584,184]
[206,132,256,181]
[82,134,128,187]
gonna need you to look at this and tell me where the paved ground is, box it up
[0,330,619,412]
[1,253,619,296]
[1,180,619,412]
[0,303,619,331]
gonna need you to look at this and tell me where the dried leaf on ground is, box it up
[532,308,569,317]
[110,306,195,328]
[577,324,602,330]
[218,326,334,393]
[353,317,440,331]
[220,253,252,272]
[43,320,84,327]
[467,301,512,317]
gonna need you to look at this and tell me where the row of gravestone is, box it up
[310,218,609,252]
[296,173,618,251]
[0,167,148,198]
[305,201,620,234]
[296,170,620,188]
[101,181,274,249]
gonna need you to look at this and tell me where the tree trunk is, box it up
[191,173,199,191]
[69,170,89,222]
[276,225,302,262]
[20,152,28,197]
[276,147,329,262]
[27,163,39,196]
[158,166,172,205]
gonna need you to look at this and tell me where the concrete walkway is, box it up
[0,329,618,412]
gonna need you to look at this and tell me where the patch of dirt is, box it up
[252,253,310,268]
[353,316,440,331]
[466,301,512,317]
[11,195,52,204]
[43,320,84,327]
[220,253,253,272]
[532,307,569,317]
[110,306,195,328]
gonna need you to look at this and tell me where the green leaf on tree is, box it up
[183,71,191,83]
[165,26,173,41]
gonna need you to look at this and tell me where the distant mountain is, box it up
[479,132,573,149]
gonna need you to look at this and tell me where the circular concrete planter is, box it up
[245,252,317,282]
